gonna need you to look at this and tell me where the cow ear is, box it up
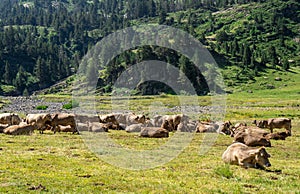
[249,150,259,156]
[258,147,265,153]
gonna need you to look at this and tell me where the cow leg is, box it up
[53,126,57,134]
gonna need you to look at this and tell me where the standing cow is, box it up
[51,113,78,134]
[25,113,52,133]
[253,118,292,135]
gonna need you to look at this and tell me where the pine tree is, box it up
[268,46,278,68]
[242,43,251,67]
[34,57,50,88]
[14,66,27,93]
[3,61,12,85]
[178,55,189,85]
[282,57,290,71]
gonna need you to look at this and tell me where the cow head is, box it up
[11,114,22,125]
[43,114,52,122]
[256,120,267,128]
[220,121,232,135]
[161,120,172,131]
[135,114,146,124]
[252,147,271,168]
[258,136,271,147]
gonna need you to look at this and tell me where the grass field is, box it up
[0,123,299,193]
[0,67,299,193]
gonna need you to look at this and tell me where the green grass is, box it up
[0,122,299,193]
[0,67,299,193]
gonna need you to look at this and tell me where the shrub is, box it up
[63,100,80,109]
[36,105,48,110]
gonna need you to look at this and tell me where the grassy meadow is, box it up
[0,67,299,193]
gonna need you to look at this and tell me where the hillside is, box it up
[0,0,299,96]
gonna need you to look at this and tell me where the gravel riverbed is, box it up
[0,96,224,119]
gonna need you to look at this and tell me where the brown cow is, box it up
[75,114,100,123]
[153,114,185,131]
[99,114,119,125]
[222,142,271,169]
[55,125,77,133]
[177,121,198,132]
[229,122,247,137]
[26,113,52,133]
[140,127,169,138]
[196,121,218,133]
[88,122,109,132]
[4,123,35,135]
[51,113,78,134]
[125,123,144,133]
[113,113,145,126]
[265,131,289,140]
[0,124,9,133]
[233,128,271,147]
[195,121,231,135]
[253,118,291,135]
[218,121,232,135]
[0,113,22,125]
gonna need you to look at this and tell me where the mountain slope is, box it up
[0,0,299,95]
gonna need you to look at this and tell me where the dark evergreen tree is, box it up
[268,46,278,68]
[242,43,251,67]
[3,61,13,85]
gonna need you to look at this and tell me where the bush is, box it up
[63,100,79,109]
[36,105,48,110]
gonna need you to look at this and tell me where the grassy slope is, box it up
[0,67,299,193]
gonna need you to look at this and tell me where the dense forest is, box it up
[0,0,299,95]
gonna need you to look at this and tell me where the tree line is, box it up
[0,0,298,95]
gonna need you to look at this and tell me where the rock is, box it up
[275,77,282,81]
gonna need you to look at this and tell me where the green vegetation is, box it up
[35,105,48,110]
[0,0,299,95]
[214,164,234,179]
[0,121,299,193]
[0,73,299,192]
[62,100,80,110]
[0,1,299,191]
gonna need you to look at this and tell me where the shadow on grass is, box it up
[264,169,282,174]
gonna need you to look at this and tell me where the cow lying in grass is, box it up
[265,131,289,140]
[222,142,271,169]
[0,113,22,125]
[196,121,232,135]
[88,122,110,132]
[3,123,35,135]
[140,127,169,138]
[233,126,271,147]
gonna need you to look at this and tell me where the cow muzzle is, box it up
[265,163,271,167]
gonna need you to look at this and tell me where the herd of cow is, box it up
[0,112,292,169]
